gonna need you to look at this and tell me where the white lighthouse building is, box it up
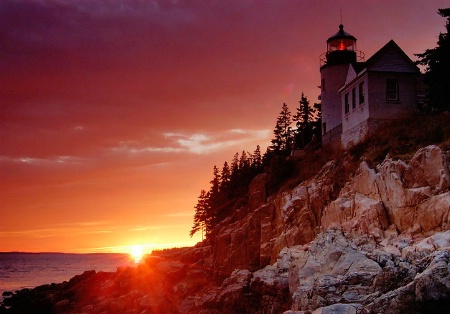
[320,25,420,149]
[320,24,364,149]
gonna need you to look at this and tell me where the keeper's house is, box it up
[320,24,421,149]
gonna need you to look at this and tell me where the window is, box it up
[352,88,356,110]
[344,93,349,114]
[321,79,325,91]
[359,82,364,105]
[322,122,327,134]
[386,79,399,101]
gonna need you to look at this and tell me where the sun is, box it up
[129,245,145,264]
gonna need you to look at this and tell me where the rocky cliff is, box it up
[2,145,449,313]
[212,145,449,270]
[197,144,450,313]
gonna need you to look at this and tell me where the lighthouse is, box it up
[320,24,363,148]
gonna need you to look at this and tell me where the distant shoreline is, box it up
[0,252,129,255]
[0,252,134,301]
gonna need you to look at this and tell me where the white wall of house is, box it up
[341,72,417,148]
[341,76,369,147]
[341,76,369,131]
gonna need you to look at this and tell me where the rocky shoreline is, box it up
[1,230,449,313]
[1,145,449,313]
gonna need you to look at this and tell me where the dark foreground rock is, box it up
[0,254,288,314]
[0,256,210,314]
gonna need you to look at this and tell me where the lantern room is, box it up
[327,24,356,52]
[320,24,363,66]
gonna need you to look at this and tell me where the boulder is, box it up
[351,161,381,201]
[287,230,381,311]
[321,193,388,239]
[415,191,450,232]
[404,145,450,192]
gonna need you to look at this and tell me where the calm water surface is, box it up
[0,252,134,296]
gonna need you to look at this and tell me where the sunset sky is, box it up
[1,0,448,254]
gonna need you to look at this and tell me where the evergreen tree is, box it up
[415,8,450,111]
[239,150,253,185]
[239,150,249,170]
[270,103,293,154]
[313,101,322,120]
[293,93,316,149]
[252,145,262,171]
[262,146,273,168]
[220,161,231,192]
[311,101,322,147]
[190,189,210,238]
[208,165,221,210]
[231,152,240,174]
[246,151,254,168]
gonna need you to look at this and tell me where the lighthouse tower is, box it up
[320,24,362,148]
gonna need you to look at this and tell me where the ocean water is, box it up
[0,252,134,297]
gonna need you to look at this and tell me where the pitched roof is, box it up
[362,39,419,73]
[339,40,419,92]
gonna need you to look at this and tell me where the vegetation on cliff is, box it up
[190,93,321,238]
[415,8,450,112]
[191,111,450,241]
